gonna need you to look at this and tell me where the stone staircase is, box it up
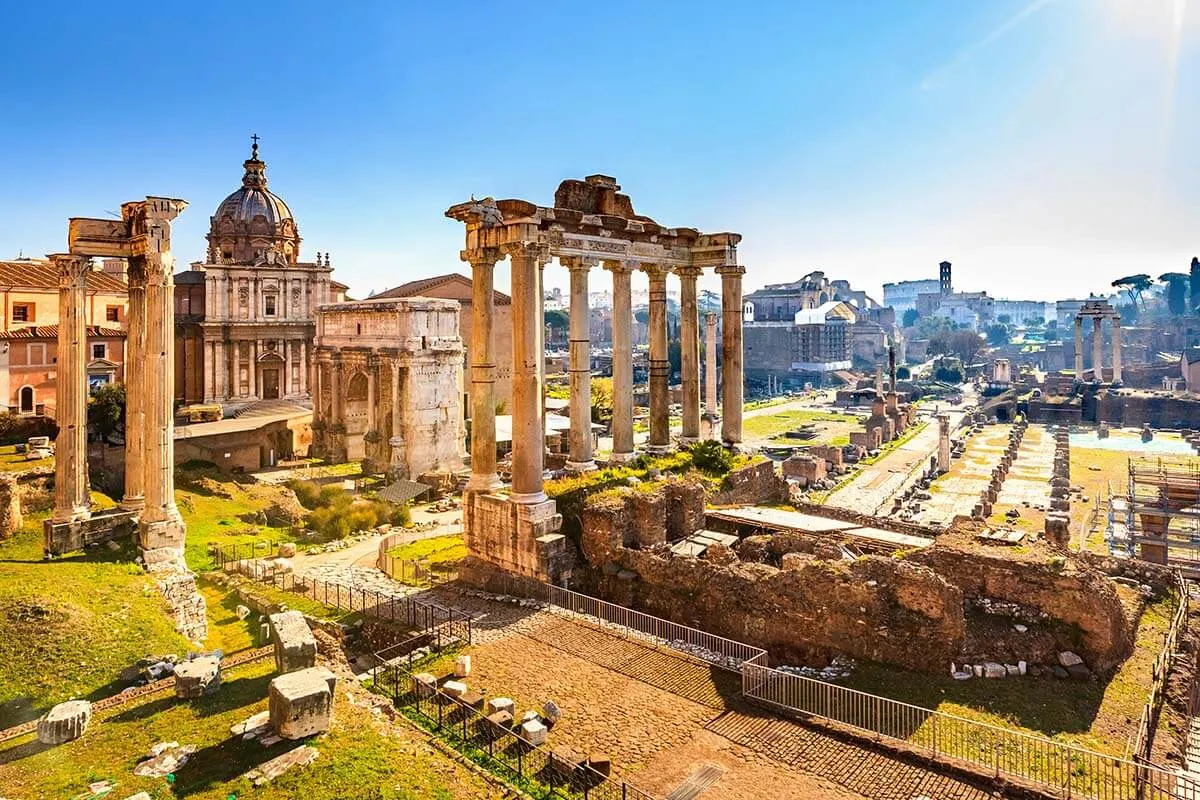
[233,399,310,419]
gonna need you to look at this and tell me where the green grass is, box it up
[175,466,296,572]
[386,535,468,567]
[0,444,50,472]
[742,409,857,442]
[0,658,500,800]
[0,510,190,725]
[841,592,1178,756]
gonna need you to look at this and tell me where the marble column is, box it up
[1112,318,1122,383]
[248,339,258,397]
[366,359,377,434]
[1092,317,1104,381]
[136,196,188,557]
[605,260,635,463]
[465,250,501,491]
[50,254,91,524]
[704,311,718,419]
[121,262,146,511]
[718,265,745,447]
[537,260,547,455]
[564,257,596,471]
[676,266,702,444]
[1074,317,1084,380]
[505,242,547,503]
[643,264,670,453]
[298,340,308,396]
[331,359,344,426]
[390,360,406,477]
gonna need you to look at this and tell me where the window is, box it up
[12,303,32,322]
[92,343,107,360]
[27,343,45,365]
[105,306,120,323]
[264,295,277,316]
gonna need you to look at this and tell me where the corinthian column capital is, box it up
[602,259,636,275]
[50,253,91,287]
[460,247,501,268]
[560,256,599,272]
[501,241,550,265]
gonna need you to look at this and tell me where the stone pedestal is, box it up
[268,667,337,739]
[269,610,318,674]
[175,656,222,698]
[37,700,92,745]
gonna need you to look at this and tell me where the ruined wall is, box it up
[910,536,1133,671]
[709,459,787,506]
[580,491,965,671]
[1095,392,1200,429]
[0,473,21,540]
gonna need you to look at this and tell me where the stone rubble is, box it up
[132,742,197,778]
[36,699,92,745]
[242,744,319,786]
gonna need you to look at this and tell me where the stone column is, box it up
[643,264,670,453]
[505,242,548,503]
[49,254,91,524]
[677,266,702,443]
[1112,318,1122,383]
[248,339,258,398]
[1074,317,1084,380]
[390,360,406,477]
[135,197,188,559]
[704,311,718,418]
[465,250,501,491]
[537,260,547,455]
[331,358,344,425]
[299,340,308,396]
[605,260,635,463]
[938,414,951,474]
[563,257,596,472]
[1092,316,1104,381]
[121,262,146,511]
[718,265,745,447]
[366,358,377,434]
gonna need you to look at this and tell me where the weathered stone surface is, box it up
[174,656,221,698]
[521,719,548,745]
[36,700,91,745]
[442,680,467,699]
[0,473,21,540]
[243,744,319,786]
[268,667,336,739]
[269,610,317,674]
[486,696,514,716]
[1058,651,1084,668]
[133,742,196,777]
[412,672,437,698]
[454,654,472,678]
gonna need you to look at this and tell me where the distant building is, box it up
[884,261,952,314]
[1182,347,1200,393]
[929,292,993,331]
[0,257,130,417]
[744,300,857,388]
[992,300,1048,326]
[745,271,880,319]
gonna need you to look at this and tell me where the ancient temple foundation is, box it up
[43,197,207,641]
[446,176,743,584]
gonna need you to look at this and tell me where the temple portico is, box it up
[446,175,743,585]
[1073,300,1122,383]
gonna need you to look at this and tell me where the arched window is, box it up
[347,372,369,401]
[18,386,34,414]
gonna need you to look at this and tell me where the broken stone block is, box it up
[550,745,584,777]
[36,700,92,745]
[235,604,252,620]
[231,710,271,738]
[268,666,337,740]
[458,689,485,709]
[486,696,515,716]
[972,664,983,678]
[485,710,513,735]
[268,610,317,674]
[174,656,222,699]
[587,752,612,778]
[442,680,467,699]
[133,742,197,777]
[1058,651,1083,668]
[521,719,548,746]
[1004,664,1020,677]
[983,662,1006,679]
[411,672,437,698]
[243,744,319,787]
[454,655,471,678]
[542,700,562,724]
[1018,660,1027,675]
[278,542,297,558]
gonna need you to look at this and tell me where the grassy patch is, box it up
[742,409,855,442]
[0,658,501,799]
[386,535,468,567]
[0,511,189,725]
[175,466,296,572]
[0,444,50,472]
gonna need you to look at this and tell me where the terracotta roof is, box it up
[0,260,129,293]
[330,279,349,291]
[0,325,126,340]
[375,273,511,305]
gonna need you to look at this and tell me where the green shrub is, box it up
[318,485,345,507]
[391,502,412,528]
[690,439,732,474]
[288,480,323,510]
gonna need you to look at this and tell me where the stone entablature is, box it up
[312,298,464,479]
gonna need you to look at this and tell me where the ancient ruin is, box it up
[311,297,464,480]
[43,197,206,640]
[446,176,744,585]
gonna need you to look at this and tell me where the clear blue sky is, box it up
[1,1,1197,302]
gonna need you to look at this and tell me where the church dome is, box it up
[207,137,302,265]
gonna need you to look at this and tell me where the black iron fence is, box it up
[370,656,656,800]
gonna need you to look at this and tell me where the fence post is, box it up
[517,744,523,778]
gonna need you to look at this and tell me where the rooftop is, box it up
[0,259,128,293]
[375,273,511,306]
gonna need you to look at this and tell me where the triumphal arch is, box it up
[446,175,743,584]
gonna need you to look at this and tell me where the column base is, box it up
[52,504,92,525]
[138,515,186,554]
[643,444,671,455]
[467,472,504,492]
[120,496,146,513]
[607,451,636,464]
[510,490,549,505]
[564,460,597,473]
[678,436,700,446]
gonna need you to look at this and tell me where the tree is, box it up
[1190,257,1200,312]
[634,307,650,326]
[88,382,125,466]
[543,308,568,347]
[901,308,920,328]
[985,323,1010,347]
[916,315,954,339]
[1112,274,1153,310]
[940,329,986,364]
[590,377,614,425]
[1160,272,1190,316]
[996,314,1012,325]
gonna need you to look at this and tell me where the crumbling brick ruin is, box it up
[573,479,1135,675]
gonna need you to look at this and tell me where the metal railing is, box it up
[545,584,766,672]
[1129,572,1190,764]
[213,542,471,645]
[371,656,657,800]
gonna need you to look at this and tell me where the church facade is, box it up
[175,140,346,410]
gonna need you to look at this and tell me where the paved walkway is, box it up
[826,415,942,516]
